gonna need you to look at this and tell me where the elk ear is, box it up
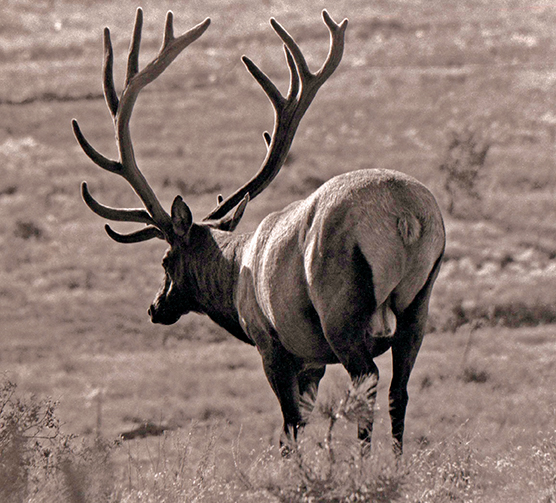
[214,194,249,232]
[171,196,193,238]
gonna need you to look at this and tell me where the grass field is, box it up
[1,0,556,501]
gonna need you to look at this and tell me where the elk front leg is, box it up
[259,342,305,455]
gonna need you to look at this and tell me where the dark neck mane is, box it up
[186,226,254,346]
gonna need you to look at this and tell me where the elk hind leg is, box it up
[297,364,326,425]
[316,305,380,452]
[319,306,380,452]
[313,246,381,453]
[350,361,380,456]
[389,256,443,455]
[389,308,427,456]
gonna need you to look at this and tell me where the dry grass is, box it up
[2,359,555,501]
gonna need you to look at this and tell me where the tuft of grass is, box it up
[531,434,556,503]
[409,435,480,503]
[118,422,243,503]
[234,378,407,503]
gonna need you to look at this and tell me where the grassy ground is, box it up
[1,0,556,500]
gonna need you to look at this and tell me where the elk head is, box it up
[73,8,347,325]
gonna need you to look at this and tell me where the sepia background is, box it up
[1,0,555,500]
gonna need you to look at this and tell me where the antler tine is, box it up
[316,10,348,81]
[72,119,120,173]
[105,224,164,244]
[204,11,348,222]
[103,28,119,117]
[73,9,211,243]
[284,47,300,102]
[81,182,155,225]
[114,10,210,238]
[270,19,312,84]
[125,8,143,88]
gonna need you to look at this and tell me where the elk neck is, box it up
[183,225,254,345]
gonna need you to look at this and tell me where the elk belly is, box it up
[369,303,397,338]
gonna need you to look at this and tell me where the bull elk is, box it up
[72,8,445,455]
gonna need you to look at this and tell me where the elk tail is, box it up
[397,212,421,246]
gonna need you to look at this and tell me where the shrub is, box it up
[439,127,491,219]
[0,378,116,503]
[13,220,44,240]
[0,379,65,501]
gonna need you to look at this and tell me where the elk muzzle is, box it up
[148,276,183,325]
[148,303,182,325]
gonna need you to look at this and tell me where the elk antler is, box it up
[73,9,211,243]
[203,10,348,221]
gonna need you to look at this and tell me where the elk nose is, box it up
[148,305,161,323]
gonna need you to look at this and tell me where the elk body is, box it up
[73,9,445,455]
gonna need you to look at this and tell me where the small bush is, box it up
[0,184,17,196]
[0,379,65,501]
[439,127,491,219]
[460,365,490,384]
[0,378,116,503]
[13,220,44,240]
